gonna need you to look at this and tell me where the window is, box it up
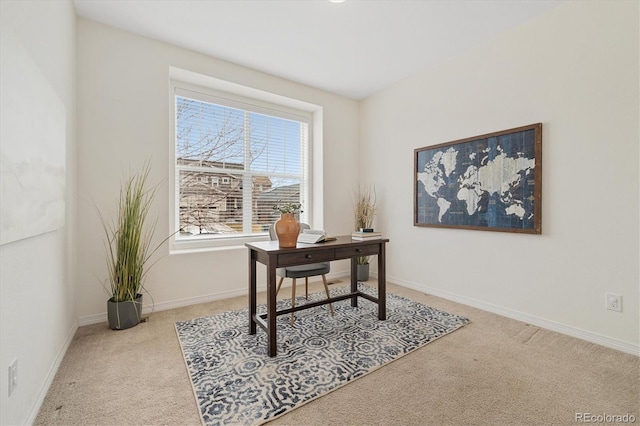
[172,84,310,247]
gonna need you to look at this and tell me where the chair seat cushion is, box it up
[277,262,330,278]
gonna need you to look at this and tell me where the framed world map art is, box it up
[414,123,542,234]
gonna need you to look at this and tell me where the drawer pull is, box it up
[355,248,362,253]
[305,254,312,259]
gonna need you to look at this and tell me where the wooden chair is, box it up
[269,223,335,324]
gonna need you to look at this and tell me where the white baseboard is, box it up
[387,273,640,357]
[25,319,79,425]
[78,288,250,327]
[80,270,638,357]
[78,270,351,327]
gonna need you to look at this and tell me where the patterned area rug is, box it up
[175,285,470,426]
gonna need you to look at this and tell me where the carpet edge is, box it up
[174,323,207,426]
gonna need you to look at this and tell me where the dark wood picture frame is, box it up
[414,123,542,234]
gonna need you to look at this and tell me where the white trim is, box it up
[169,241,252,256]
[168,69,321,252]
[169,233,269,254]
[78,270,351,327]
[174,85,310,124]
[384,273,640,356]
[79,289,249,326]
[169,67,320,113]
[25,319,78,425]
[79,268,639,356]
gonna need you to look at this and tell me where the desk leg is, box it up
[378,243,386,320]
[350,256,358,307]
[248,251,257,335]
[266,258,278,357]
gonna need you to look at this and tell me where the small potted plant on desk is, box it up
[273,202,303,248]
[353,185,376,281]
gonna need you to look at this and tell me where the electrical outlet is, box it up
[606,293,622,312]
[8,359,17,397]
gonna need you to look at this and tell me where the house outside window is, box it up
[172,83,311,247]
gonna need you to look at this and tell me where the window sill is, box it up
[169,234,271,255]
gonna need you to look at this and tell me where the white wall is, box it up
[76,18,360,322]
[0,1,77,424]
[360,1,639,353]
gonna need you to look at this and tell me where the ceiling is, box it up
[73,0,564,100]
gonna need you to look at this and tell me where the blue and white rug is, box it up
[175,284,470,426]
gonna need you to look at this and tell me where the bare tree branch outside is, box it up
[175,95,306,239]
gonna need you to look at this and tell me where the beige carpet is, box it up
[35,282,639,426]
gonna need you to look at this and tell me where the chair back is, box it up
[269,222,310,241]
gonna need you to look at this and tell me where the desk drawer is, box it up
[277,250,335,267]
[335,244,379,259]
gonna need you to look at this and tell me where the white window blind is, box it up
[174,87,309,242]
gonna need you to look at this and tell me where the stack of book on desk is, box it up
[351,230,383,240]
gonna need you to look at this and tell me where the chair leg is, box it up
[290,278,296,325]
[322,275,334,316]
[276,277,284,296]
[305,277,309,299]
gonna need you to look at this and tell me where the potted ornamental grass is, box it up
[98,163,168,330]
[354,185,376,280]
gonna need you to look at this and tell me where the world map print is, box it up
[415,125,540,233]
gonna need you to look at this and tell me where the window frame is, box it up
[169,78,315,252]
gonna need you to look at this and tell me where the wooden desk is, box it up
[246,235,389,357]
